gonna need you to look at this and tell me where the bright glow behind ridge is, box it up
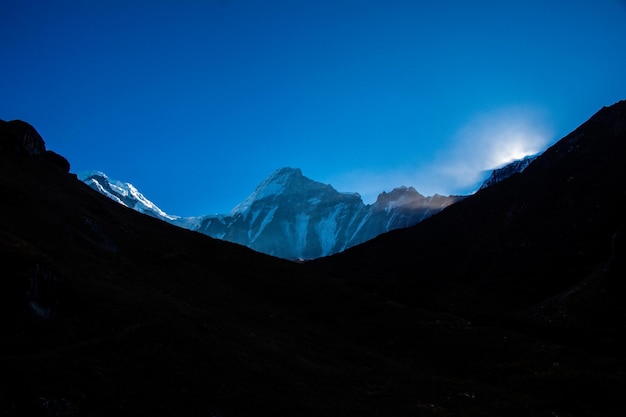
[330,106,554,203]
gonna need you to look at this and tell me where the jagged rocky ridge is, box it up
[83,167,462,260]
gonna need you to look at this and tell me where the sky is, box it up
[2,0,626,216]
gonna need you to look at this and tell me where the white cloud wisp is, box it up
[331,107,554,202]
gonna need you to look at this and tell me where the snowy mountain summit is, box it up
[192,167,366,259]
[186,168,462,260]
[229,167,338,217]
[79,171,178,221]
[81,167,462,260]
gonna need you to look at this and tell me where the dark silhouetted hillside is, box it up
[312,100,626,351]
[2,105,626,417]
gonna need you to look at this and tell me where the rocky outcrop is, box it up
[0,119,70,172]
[0,119,46,156]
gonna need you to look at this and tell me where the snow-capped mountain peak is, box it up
[82,167,462,260]
[79,171,178,221]
[191,168,461,259]
[229,167,337,217]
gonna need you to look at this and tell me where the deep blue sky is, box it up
[2,1,626,216]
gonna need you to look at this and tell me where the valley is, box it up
[1,101,626,416]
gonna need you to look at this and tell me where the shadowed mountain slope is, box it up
[312,100,626,349]
[2,107,626,416]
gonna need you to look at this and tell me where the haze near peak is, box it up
[328,106,554,204]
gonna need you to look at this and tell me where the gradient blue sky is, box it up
[2,1,626,216]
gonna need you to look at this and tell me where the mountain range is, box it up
[82,167,463,259]
[181,168,464,260]
[2,100,625,416]
[80,151,540,260]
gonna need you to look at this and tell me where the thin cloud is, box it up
[331,106,554,201]
[433,107,553,190]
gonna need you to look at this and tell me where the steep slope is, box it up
[313,100,626,346]
[79,170,177,221]
[191,167,366,259]
[478,153,539,190]
[188,168,462,259]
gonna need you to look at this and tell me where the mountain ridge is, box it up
[478,153,540,190]
[84,166,463,259]
[79,171,178,221]
[311,100,626,330]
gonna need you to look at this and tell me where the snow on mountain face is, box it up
[82,167,462,260]
[187,168,462,260]
[479,154,540,190]
[229,167,310,217]
[79,171,178,221]
[187,168,366,259]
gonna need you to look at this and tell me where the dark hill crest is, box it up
[0,119,70,172]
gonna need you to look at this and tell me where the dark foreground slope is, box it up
[313,100,626,349]
[2,114,626,417]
